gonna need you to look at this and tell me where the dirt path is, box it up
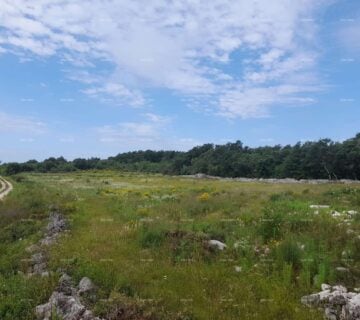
[0,177,13,200]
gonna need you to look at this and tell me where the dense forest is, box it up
[1,133,360,180]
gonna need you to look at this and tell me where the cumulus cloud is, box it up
[0,0,331,117]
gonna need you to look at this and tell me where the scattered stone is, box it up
[182,175,360,185]
[301,284,360,319]
[36,274,103,320]
[27,252,48,276]
[208,240,227,250]
[25,244,40,253]
[78,277,95,295]
[234,266,242,273]
[331,211,342,217]
[25,209,101,319]
[301,293,320,306]
[192,173,217,179]
[333,285,347,293]
[325,307,337,320]
[31,252,45,265]
[40,210,67,247]
[322,284,332,291]
[26,210,68,277]
[310,205,330,209]
[58,273,75,296]
[336,267,350,273]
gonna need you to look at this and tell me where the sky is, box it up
[0,0,359,162]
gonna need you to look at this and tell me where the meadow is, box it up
[1,171,360,319]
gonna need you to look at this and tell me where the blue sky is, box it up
[0,0,359,162]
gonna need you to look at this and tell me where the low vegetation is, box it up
[0,171,359,319]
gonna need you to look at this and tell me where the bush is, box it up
[277,238,302,270]
[0,220,40,243]
[139,227,165,248]
[259,210,284,242]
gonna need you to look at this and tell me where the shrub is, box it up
[313,260,331,288]
[259,210,284,242]
[0,220,39,243]
[277,238,302,270]
[139,227,165,248]
[197,192,210,202]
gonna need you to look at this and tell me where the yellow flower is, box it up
[197,192,210,202]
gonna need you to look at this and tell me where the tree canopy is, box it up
[1,134,360,180]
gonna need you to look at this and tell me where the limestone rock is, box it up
[301,285,360,320]
[208,240,227,250]
[36,274,103,320]
[78,277,95,295]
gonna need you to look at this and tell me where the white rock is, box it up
[208,240,227,250]
[319,290,331,301]
[78,277,95,294]
[310,205,330,209]
[301,293,319,306]
[234,266,242,273]
[331,211,342,217]
[333,285,347,293]
[25,244,40,253]
[335,267,350,273]
[322,284,332,291]
[348,294,360,317]
[325,307,337,320]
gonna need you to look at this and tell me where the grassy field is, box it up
[1,171,360,319]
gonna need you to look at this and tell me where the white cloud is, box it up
[338,20,360,54]
[96,112,197,150]
[0,0,331,117]
[142,113,171,124]
[218,83,318,119]
[0,112,47,134]
[83,82,145,107]
[97,112,169,144]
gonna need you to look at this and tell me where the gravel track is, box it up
[0,177,13,200]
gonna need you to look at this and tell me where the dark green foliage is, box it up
[259,209,284,242]
[277,238,302,269]
[139,227,166,248]
[2,133,360,179]
[0,220,39,243]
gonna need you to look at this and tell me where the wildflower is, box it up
[197,192,210,202]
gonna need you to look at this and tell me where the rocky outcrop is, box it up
[78,277,95,295]
[36,274,103,320]
[301,284,360,320]
[29,209,103,319]
[40,210,68,246]
[27,209,67,276]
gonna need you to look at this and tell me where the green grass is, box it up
[1,171,360,319]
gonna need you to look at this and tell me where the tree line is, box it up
[1,133,360,180]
